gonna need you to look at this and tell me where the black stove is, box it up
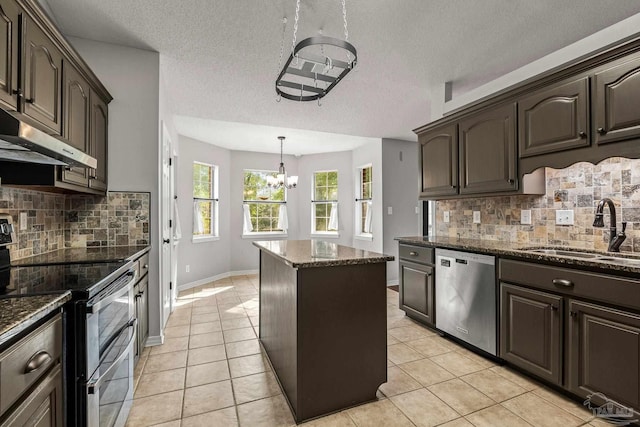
[1,261,129,299]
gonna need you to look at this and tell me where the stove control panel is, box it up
[0,215,15,247]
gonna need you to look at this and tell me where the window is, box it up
[312,171,338,235]
[355,165,373,237]
[243,170,286,235]
[193,162,218,240]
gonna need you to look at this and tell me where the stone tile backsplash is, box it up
[436,157,640,253]
[65,192,150,248]
[0,188,150,260]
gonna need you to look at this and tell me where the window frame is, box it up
[311,170,340,238]
[355,164,373,241]
[242,169,288,238]
[192,161,219,243]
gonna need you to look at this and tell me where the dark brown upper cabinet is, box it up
[22,15,63,134]
[419,124,458,198]
[519,77,590,157]
[89,88,107,192]
[567,299,640,411]
[459,103,517,194]
[0,0,19,111]
[500,283,563,386]
[594,55,640,145]
[60,61,90,187]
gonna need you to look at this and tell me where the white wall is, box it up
[68,37,162,339]
[351,140,383,253]
[297,151,354,247]
[382,139,422,283]
[229,150,300,272]
[177,136,231,286]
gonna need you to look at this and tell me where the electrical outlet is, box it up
[555,209,574,225]
[473,211,481,224]
[415,206,420,214]
[387,206,393,215]
[521,209,532,225]
[19,212,27,231]
[186,265,190,273]
[443,211,450,223]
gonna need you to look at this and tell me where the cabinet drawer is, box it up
[399,245,434,264]
[137,253,150,279]
[0,315,62,415]
[499,259,640,311]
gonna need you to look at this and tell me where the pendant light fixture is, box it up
[267,136,298,189]
[275,0,357,103]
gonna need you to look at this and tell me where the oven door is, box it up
[86,318,136,427]
[86,269,136,376]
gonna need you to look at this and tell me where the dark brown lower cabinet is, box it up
[0,364,63,427]
[500,283,563,385]
[567,299,640,411]
[399,260,434,326]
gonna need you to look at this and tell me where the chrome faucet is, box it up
[593,198,626,252]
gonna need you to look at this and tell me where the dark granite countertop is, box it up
[0,292,71,348]
[11,245,150,266]
[396,236,640,276]
[253,240,394,269]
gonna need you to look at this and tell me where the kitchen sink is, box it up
[520,247,640,267]
[596,257,640,266]
[524,249,601,259]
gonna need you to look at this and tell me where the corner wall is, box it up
[382,139,422,283]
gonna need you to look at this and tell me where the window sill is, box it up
[311,233,340,239]
[242,232,288,240]
[354,234,373,242]
[192,236,220,243]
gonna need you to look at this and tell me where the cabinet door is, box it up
[140,275,149,347]
[518,77,590,157]
[0,0,19,111]
[399,260,434,326]
[60,61,90,187]
[459,103,517,194]
[594,56,640,145]
[0,364,63,427]
[89,89,108,192]
[419,124,458,198]
[22,16,62,134]
[500,283,563,385]
[567,299,640,411]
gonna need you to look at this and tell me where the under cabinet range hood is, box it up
[0,109,97,168]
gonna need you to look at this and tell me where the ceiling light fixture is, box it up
[275,0,357,104]
[267,136,298,189]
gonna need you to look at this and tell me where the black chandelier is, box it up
[275,0,357,103]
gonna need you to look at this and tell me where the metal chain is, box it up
[276,18,287,78]
[342,0,349,41]
[291,0,301,55]
[342,0,352,65]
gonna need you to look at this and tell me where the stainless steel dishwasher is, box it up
[435,248,497,355]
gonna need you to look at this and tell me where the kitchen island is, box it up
[253,240,393,423]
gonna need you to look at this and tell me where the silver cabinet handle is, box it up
[143,264,148,269]
[409,251,418,256]
[553,278,573,287]
[24,351,52,374]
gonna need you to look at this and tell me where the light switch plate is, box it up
[473,211,481,224]
[521,209,532,225]
[415,206,420,214]
[556,209,574,225]
[443,211,450,223]
[387,206,393,215]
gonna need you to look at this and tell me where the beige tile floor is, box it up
[126,275,613,427]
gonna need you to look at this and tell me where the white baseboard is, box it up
[145,334,164,347]
[387,280,398,286]
[178,269,259,291]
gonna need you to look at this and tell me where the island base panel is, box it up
[259,252,387,422]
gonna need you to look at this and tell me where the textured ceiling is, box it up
[45,0,640,147]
